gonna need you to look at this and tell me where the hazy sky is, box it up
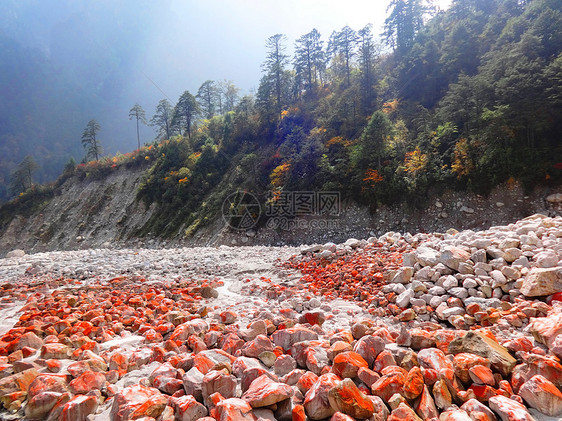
[0,0,453,164]
[131,0,453,103]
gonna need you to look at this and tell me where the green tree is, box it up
[357,111,394,170]
[219,80,240,113]
[81,119,102,161]
[172,91,200,139]
[262,34,290,117]
[294,28,325,94]
[10,155,38,194]
[150,99,174,140]
[357,24,378,113]
[129,103,147,150]
[328,26,358,87]
[197,80,218,119]
[383,0,432,53]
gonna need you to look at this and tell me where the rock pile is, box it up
[0,215,559,420]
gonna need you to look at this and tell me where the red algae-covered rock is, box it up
[373,349,397,373]
[68,370,106,394]
[328,341,353,362]
[28,374,69,401]
[519,374,562,417]
[215,397,257,421]
[453,353,491,384]
[297,370,319,395]
[511,355,562,391]
[529,311,562,349]
[488,395,536,421]
[170,319,209,342]
[272,326,318,351]
[304,373,340,420]
[8,332,43,353]
[220,311,237,324]
[352,335,385,367]
[328,378,375,419]
[388,402,423,421]
[40,343,70,359]
[331,351,368,379]
[469,365,495,386]
[241,334,274,358]
[242,374,293,407]
[170,394,208,421]
[0,367,39,397]
[403,367,424,400]
[330,412,356,421]
[418,348,453,372]
[109,384,168,421]
[357,367,380,388]
[460,398,498,421]
[415,385,439,419]
[274,354,296,376]
[433,379,452,409]
[202,369,237,403]
[371,371,405,402]
[25,391,62,419]
[299,311,326,326]
[153,375,184,395]
[60,394,99,421]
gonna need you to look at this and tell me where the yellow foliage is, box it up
[326,136,353,147]
[451,138,474,178]
[178,177,189,184]
[403,147,428,174]
[363,169,383,185]
[382,99,399,115]
[506,176,517,189]
[270,162,291,187]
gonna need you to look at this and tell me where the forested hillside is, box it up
[3,0,561,238]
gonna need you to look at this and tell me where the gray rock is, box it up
[344,238,361,248]
[416,246,440,267]
[471,249,487,264]
[440,246,471,271]
[449,287,469,299]
[464,297,502,310]
[535,250,559,268]
[5,249,25,258]
[392,267,414,284]
[442,275,458,289]
[396,289,415,308]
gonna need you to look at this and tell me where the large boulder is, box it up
[520,267,562,297]
[448,332,516,377]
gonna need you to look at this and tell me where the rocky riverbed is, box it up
[0,214,561,420]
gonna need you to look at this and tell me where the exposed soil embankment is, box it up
[0,162,559,257]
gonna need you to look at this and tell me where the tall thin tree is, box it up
[150,99,174,140]
[81,120,102,161]
[129,104,147,150]
[263,34,289,117]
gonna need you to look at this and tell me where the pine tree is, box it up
[129,104,147,150]
[150,99,174,140]
[81,120,102,161]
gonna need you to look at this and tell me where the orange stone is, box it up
[371,372,405,402]
[403,367,424,400]
[331,352,368,379]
